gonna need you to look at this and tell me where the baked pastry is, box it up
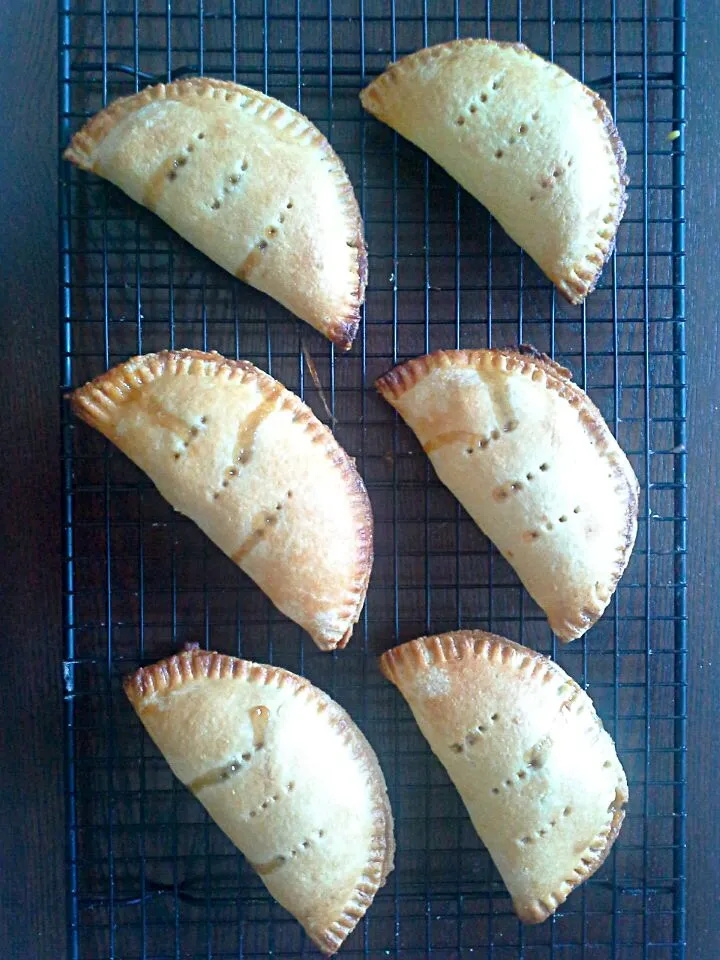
[126,647,394,953]
[64,77,366,349]
[361,39,627,303]
[380,631,627,923]
[71,349,372,650]
[376,347,638,641]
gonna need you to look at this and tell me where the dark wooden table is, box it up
[1,1,716,956]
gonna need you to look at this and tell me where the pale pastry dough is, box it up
[380,631,627,923]
[64,77,367,348]
[125,648,394,953]
[361,39,627,303]
[376,347,638,641]
[71,350,373,650]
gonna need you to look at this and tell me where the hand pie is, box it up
[125,647,394,953]
[380,631,627,923]
[377,347,638,641]
[361,39,627,303]
[71,349,373,650]
[64,77,366,349]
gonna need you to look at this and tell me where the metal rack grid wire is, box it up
[59,0,687,957]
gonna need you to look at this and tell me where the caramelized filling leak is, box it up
[188,752,257,794]
[249,705,270,749]
[132,390,194,440]
[231,387,283,467]
[231,510,279,565]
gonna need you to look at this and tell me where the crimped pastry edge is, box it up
[125,647,395,954]
[64,76,367,349]
[71,349,373,651]
[379,630,628,923]
[360,38,628,304]
[375,346,639,641]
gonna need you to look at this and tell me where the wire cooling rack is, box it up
[59,1,687,957]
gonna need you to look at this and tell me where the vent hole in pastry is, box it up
[287,201,294,209]
[177,156,188,167]
[167,170,178,181]
[567,158,574,167]
[186,143,194,152]
[241,160,248,171]
[603,760,612,769]
[476,724,485,733]
[553,167,563,178]
[559,515,568,523]
[491,429,500,440]
[450,743,464,753]
[517,771,527,780]
[505,780,512,787]
[229,175,240,185]
[526,472,534,481]
[190,426,199,437]
[539,463,549,472]
[529,195,536,202]
[504,420,518,432]
[519,123,528,135]
[211,199,222,210]
[275,502,283,511]
[563,806,572,817]
[318,829,325,838]
[573,505,581,513]
[197,131,206,139]
[287,490,293,498]
[510,482,522,492]
[520,836,531,845]
[469,104,477,113]
[466,447,474,455]
[267,226,278,238]
[241,752,251,762]
[532,111,540,121]
[480,93,488,103]
[495,149,504,159]
[258,239,268,251]
[492,79,501,90]
[479,438,490,449]
[279,213,285,223]
[456,116,465,126]
[492,787,500,794]
[287,780,296,791]
[490,713,499,722]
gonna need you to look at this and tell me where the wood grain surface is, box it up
[0,1,716,957]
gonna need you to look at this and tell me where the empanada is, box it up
[71,349,372,650]
[361,39,627,303]
[126,647,394,953]
[380,631,627,923]
[377,347,638,641]
[64,77,366,348]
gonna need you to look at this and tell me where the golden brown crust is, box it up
[376,347,639,640]
[64,77,366,349]
[125,647,394,954]
[72,350,373,651]
[361,38,628,304]
[380,630,628,923]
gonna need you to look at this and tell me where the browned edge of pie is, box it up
[125,647,395,954]
[360,38,628,305]
[71,350,373,650]
[375,347,639,641]
[379,630,628,923]
[64,77,367,350]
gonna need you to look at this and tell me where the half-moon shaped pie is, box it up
[361,39,627,303]
[126,647,394,953]
[376,347,638,641]
[71,349,373,650]
[380,631,627,923]
[64,77,367,349]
